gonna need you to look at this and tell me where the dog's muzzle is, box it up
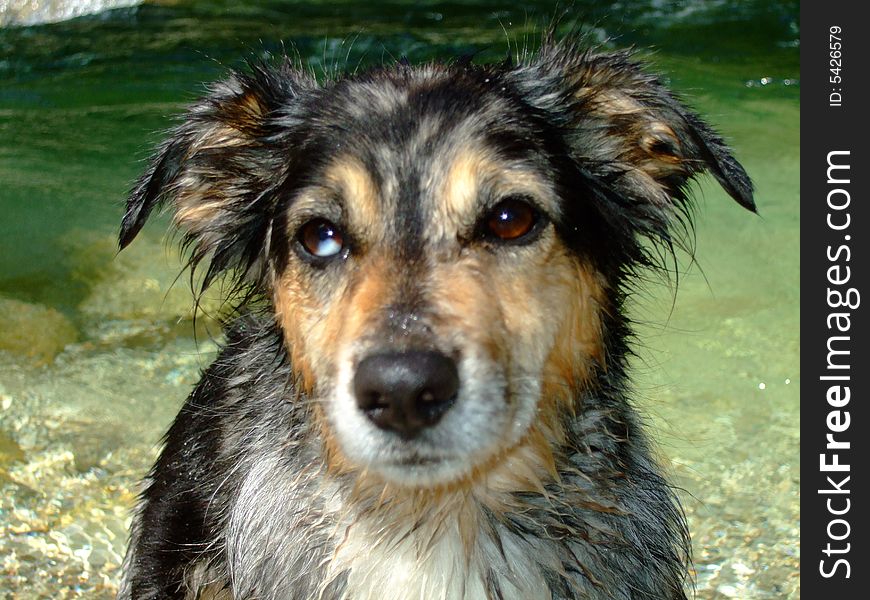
[353,350,459,440]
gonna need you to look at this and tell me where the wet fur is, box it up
[117,36,753,600]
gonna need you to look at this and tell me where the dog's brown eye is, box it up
[298,218,344,258]
[484,197,539,242]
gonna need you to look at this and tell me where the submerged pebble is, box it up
[0,296,78,364]
[73,234,223,328]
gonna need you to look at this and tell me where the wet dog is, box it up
[116,35,754,600]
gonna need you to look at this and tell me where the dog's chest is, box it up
[225,460,557,600]
[324,507,555,600]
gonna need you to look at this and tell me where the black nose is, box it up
[353,350,459,439]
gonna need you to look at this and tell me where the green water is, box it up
[0,1,799,597]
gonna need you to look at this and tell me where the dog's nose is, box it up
[353,351,459,439]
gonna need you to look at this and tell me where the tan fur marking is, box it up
[533,261,607,464]
[238,89,266,118]
[327,255,393,352]
[272,276,318,394]
[636,124,687,184]
[440,147,557,232]
[575,85,688,189]
[542,262,607,397]
[443,149,485,220]
[273,253,396,475]
[172,118,265,230]
[641,122,681,156]
[213,90,268,137]
[175,198,226,228]
[494,252,605,483]
[273,266,357,475]
[426,254,509,371]
[578,87,645,115]
[193,124,252,152]
[323,158,380,232]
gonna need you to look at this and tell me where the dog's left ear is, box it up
[119,62,315,290]
[514,43,755,224]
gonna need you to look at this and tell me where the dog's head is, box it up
[120,40,753,488]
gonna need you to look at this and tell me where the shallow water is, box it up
[0,1,799,597]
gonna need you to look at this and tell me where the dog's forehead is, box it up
[324,69,512,166]
[333,67,506,126]
[297,68,558,237]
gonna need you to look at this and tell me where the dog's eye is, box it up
[483,197,540,243]
[298,218,345,258]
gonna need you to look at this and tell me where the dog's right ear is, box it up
[511,38,754,242]
[119,62,315,287]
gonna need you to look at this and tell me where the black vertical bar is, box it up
[802,2,869,596]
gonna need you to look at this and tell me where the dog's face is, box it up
[270,76,609,484]
[119,42,754,488]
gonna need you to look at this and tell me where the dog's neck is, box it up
[321,433,566,600]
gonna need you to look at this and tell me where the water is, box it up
[0,1,799,597]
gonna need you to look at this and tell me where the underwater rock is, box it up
[0,296,78,364]
[74,232,223,326]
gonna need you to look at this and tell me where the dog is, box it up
[116,34,754,600]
